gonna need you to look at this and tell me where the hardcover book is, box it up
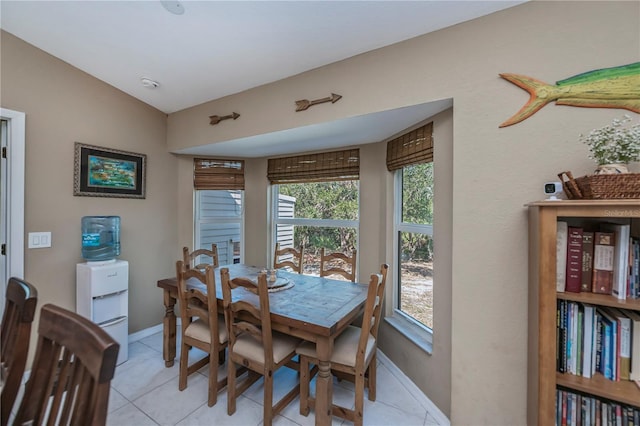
[598,307,614,380]
[592,231,615,294]
[624,309,640,381]
[581,231,594,292]
[566,227,583,293]
[606,308,631,381]
[599,308,618,380]
[600,223,630,300]
[557,221,569,292]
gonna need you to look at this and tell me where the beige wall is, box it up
[168,2,640,424]
[3,1,639,424]
[1,32,178,363]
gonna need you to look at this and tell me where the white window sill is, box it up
[384,313,433,355]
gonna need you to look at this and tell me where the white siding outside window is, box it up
[195,190,243,265]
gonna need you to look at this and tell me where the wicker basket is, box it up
[558,171,640,199]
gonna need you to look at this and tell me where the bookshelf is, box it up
[528,200,640,426]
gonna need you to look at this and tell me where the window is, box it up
[274,181,359,275]
[396,163,433,330]
[193,159,244,265]
[388,123,434,332]
[268,149,360,277]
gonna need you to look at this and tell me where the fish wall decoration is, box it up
[499,62,640,127]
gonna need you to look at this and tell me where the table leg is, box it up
[162,289,177,367]
[314,336,333,426]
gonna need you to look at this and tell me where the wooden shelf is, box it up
[528,201,640,425]
[556,292,640,310]
[557,372,640,408]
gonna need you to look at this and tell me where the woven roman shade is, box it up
[267,149,360,184]
[386,122,434,171]
[193,158,245,190]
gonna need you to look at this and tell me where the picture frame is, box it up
[74,142,146,199]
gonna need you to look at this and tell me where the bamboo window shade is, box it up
[193,158,245,190]
[267,148,360,184]
[386,122,433,171]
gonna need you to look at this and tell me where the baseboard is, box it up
[128,323,164,343]
[377,350,450,426]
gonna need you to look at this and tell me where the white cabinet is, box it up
[76,259,128,365]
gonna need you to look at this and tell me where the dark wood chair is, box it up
[183,244,219,270]
[1,277,38,425]
[221,268,300,426]
[176,260,228,407]
[319,248,357,282]
[13,303,119,426]
[297,263,389,426]
[273,243,304,274]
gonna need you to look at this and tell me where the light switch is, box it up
[28,232,51,248]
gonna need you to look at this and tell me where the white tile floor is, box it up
[105,331,449,426]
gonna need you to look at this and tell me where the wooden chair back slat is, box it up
[176,261,218,322]
[221,272,273,363]
[183,244,220,270]
[320,248,357,282]
[357,264,388,365]
[14,303,119,426]
[1,277,38,425]
[273,243,304,274]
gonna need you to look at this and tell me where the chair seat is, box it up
[184,316,228,345]
[234,331,300,364]
[296,325,375,368]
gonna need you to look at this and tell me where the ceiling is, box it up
[1,1,524,157]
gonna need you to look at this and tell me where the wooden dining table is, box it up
[156,263,369,426]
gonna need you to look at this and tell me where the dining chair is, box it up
[319,248,357,282]
[221,268,301,426]
[273,243,304,274]
[296,263,389,426]
[183,244,219,270]
[13,303,119,426]
[1,277,38,425]
[175,260,228,407]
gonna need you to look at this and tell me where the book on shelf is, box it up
[569,302,578,374]
[581,231,594,293]
[594,311,603,375]
[558,300,568,373]
[601,223,630,300]
[566,227,583,293]
[565,301,573,374]
[625,309,640,381]
[632,237,640,299]
[577,305,584,376]
[598,307,615,380]
[557,221,569,292]
[582,304,595,379]
[606,308,632,381]
[556,389,640,426]
[592,231,615,294]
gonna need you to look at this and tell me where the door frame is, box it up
[0,108,26,299]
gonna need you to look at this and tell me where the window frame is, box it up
[269,183,360,275]
[194,189,245,265]
[387,167,433,353]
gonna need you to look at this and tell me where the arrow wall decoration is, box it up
[209,112,240,126]
[295,93,342,112]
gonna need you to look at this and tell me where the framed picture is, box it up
[74,142,146,199]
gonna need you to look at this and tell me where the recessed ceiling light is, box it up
[141,78,160,89]
[160,1,185,15]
